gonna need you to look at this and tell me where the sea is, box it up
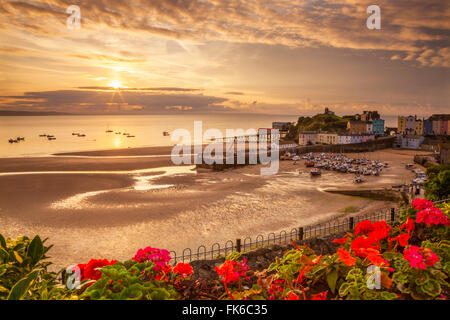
[0,114,298,157]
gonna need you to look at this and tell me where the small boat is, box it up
[163,131,170,136]
[39,134,47,137]
[354,175,364,183]
[310,168,321,176]
[72,133,79,135]
[17,137,25,141]
[8,138,17,143]
[126,135,135,138]
[77,134,86,137]
[106,130,113,133]
[305,162,315,167]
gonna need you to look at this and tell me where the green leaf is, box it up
[420,279,441,298]
[27,236,44,266]
[327,269,338,294]
[0,247,9,263]
[338,282,351,297]
[13,251,23,264]
[7,269,40,300]
[0,234,6,249]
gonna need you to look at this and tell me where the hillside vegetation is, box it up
[285,114,354,140]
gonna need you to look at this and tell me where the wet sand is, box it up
[0,147,429,270]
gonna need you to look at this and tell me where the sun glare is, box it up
[109,80,124,89]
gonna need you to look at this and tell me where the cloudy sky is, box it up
[0,0,449,116]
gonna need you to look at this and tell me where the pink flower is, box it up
[403,246,439,270]
[416,207,449,227]
[132,247,171,270]
[411,198,435,211]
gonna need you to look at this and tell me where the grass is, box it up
[339,206,358,213]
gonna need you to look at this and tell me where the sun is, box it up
[108,80,124,89]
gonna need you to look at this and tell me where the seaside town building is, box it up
[347,120,369,134]
[360,111,380,122]
[424,120,433,135]
[372,119,385,135]
[318,132,338,145]
[397,135,425,149]
[415,119,424,136]
[298,131,374,146]
[298,131,318,145]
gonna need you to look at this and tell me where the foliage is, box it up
[286,114,349,140]
[0,234,77,300]
[424,165,450,200]
[80,261,181,300]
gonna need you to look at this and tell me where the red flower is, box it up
[393,233,410,247]
[332,237,348,245]
[355,220,375,236]
[337,248,356,266]
[173,263,193,276]
[285,292,300,300]
[311,291,328,300]
[351,236,379,258]
[365,248,386,267]
[82,259,117,281]
[400,216,415,233]
[215,260,241,283]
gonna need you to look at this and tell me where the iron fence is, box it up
[169,208,398,265]
[168,198,449,265]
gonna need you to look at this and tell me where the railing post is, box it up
[298,227,304,241]
[349,217,354,231]
[391,208,395,222]
[236,239,241,253]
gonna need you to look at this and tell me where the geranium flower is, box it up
[285,292,300,300]
[403,246,439,270]
[82,259,117,281]
[351,236,379,258]
[215,260,241,283]
[132,247,171,270]
[332,237,348,245]
[311,291,328,300]
[393,233,410,247]
[416,207,450,227]
[400,216,415,233]
[411,198,435,211]
[173,263,193,277]
[337,248,356,266]
[355,220,375,236]
[365,248,386,267]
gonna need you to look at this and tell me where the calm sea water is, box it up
[0,114,298,157]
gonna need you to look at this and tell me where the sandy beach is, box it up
[0,147,429,270]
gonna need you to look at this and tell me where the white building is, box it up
[318,132,338,145]
[298,131,318,145]
[398,135,425,149]
[338,133,352,145]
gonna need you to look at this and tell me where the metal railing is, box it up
[169,208,398,265]
[168,198,449,265]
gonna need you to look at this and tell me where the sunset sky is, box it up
[0,0,449,116]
